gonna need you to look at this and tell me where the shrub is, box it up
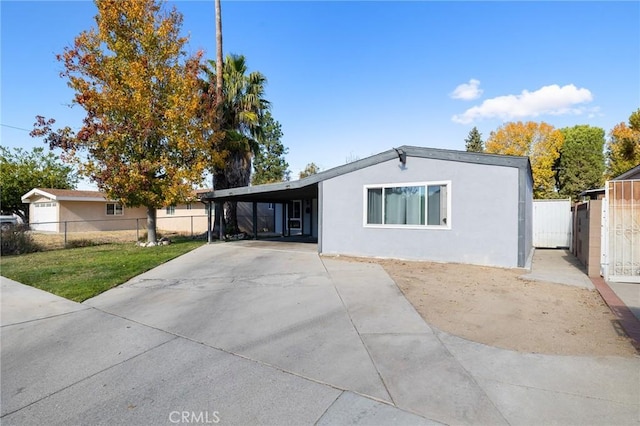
[1,224,41,256]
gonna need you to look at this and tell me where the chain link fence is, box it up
[26,214,276,250]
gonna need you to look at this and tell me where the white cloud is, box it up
[450,79,483,100]
[451,84,593,124]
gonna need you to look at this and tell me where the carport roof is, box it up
[199,145,532,203]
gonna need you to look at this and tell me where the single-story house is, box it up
[200,146,534,269]
[21,188,148,233]
[21,188,275,235]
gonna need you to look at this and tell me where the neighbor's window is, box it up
[166,206,176,215]
[186,203,192,210]
[106,203,123,216]
[365,182,449,227]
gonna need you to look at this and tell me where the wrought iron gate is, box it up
[602,179,640,283]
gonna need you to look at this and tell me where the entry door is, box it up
[288,200,302,235]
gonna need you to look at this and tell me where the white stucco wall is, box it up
[319,157,523,268]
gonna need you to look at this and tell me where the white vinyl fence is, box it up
[533,199,572,248]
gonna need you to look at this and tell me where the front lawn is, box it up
[0,239,205,302]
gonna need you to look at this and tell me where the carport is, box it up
[199,178,320,243]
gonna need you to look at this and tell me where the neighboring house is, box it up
[156,193,210,235]
[201,146,534,269]
[22,188,276,236]
[572,164,640,282]
[21,188,148,233]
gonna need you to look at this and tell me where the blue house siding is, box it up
[319,157,524,268]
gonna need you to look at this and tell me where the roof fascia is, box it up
[21,188,57,203]
[613,164,640,180]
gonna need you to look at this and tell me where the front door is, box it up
[288,200,302,235]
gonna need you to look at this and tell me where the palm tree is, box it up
[201,54,269,233]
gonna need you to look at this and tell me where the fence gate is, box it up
[533,199,572,248]
[602,180,640,283]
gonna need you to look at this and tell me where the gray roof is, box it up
[199,145,532,203]
[613,164,640,181]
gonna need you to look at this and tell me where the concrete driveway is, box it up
[2,241,638,425]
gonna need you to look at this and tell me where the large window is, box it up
[106,203,123,216]
[166,206,176,215]
[365,182,450,228]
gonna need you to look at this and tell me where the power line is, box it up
[1,124,31,132]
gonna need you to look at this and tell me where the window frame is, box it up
[362,181,451,230]
[106,203,124,216]
[166,205,176,216]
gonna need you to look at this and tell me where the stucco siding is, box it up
[157,203,209,234]
[58,201,146,232]
[320,157,521,268]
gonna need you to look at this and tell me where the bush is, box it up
[1,224,41,256]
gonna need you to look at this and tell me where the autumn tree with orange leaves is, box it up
[31,0,211,243]
[485,121,564,198]
[606,109,640,178]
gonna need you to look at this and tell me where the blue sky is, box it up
[2,1,639,189]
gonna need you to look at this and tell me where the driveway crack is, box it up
[319,257,396,406]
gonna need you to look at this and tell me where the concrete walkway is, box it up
[521,249,594,289]
[2,242,639,425]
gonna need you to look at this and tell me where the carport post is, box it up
[218,202,224,240]
[252,202,258,240]
[281,202,286,237]
[64,221,67,248]
[136,218,140,242]
[207,201,212,244]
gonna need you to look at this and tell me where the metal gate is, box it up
[533,199,572,248]
[602,179,640,283]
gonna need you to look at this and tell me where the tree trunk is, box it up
[225,201,239,234]
[215,0,223,118]
[222,150,251,232]
[146,206,157,243]
[213,201,224,239]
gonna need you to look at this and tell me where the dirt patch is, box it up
[346,257,637,357]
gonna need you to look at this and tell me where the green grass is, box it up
[0,238,205,302]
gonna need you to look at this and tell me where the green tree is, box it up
[606,109,640,178]
[557,125,605,200]
[299,163,320,179]
[252,111,290,185]
[464,127,484,152]
[31,0,207,243]
[485,121,564,198]
[0,147,77,223]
